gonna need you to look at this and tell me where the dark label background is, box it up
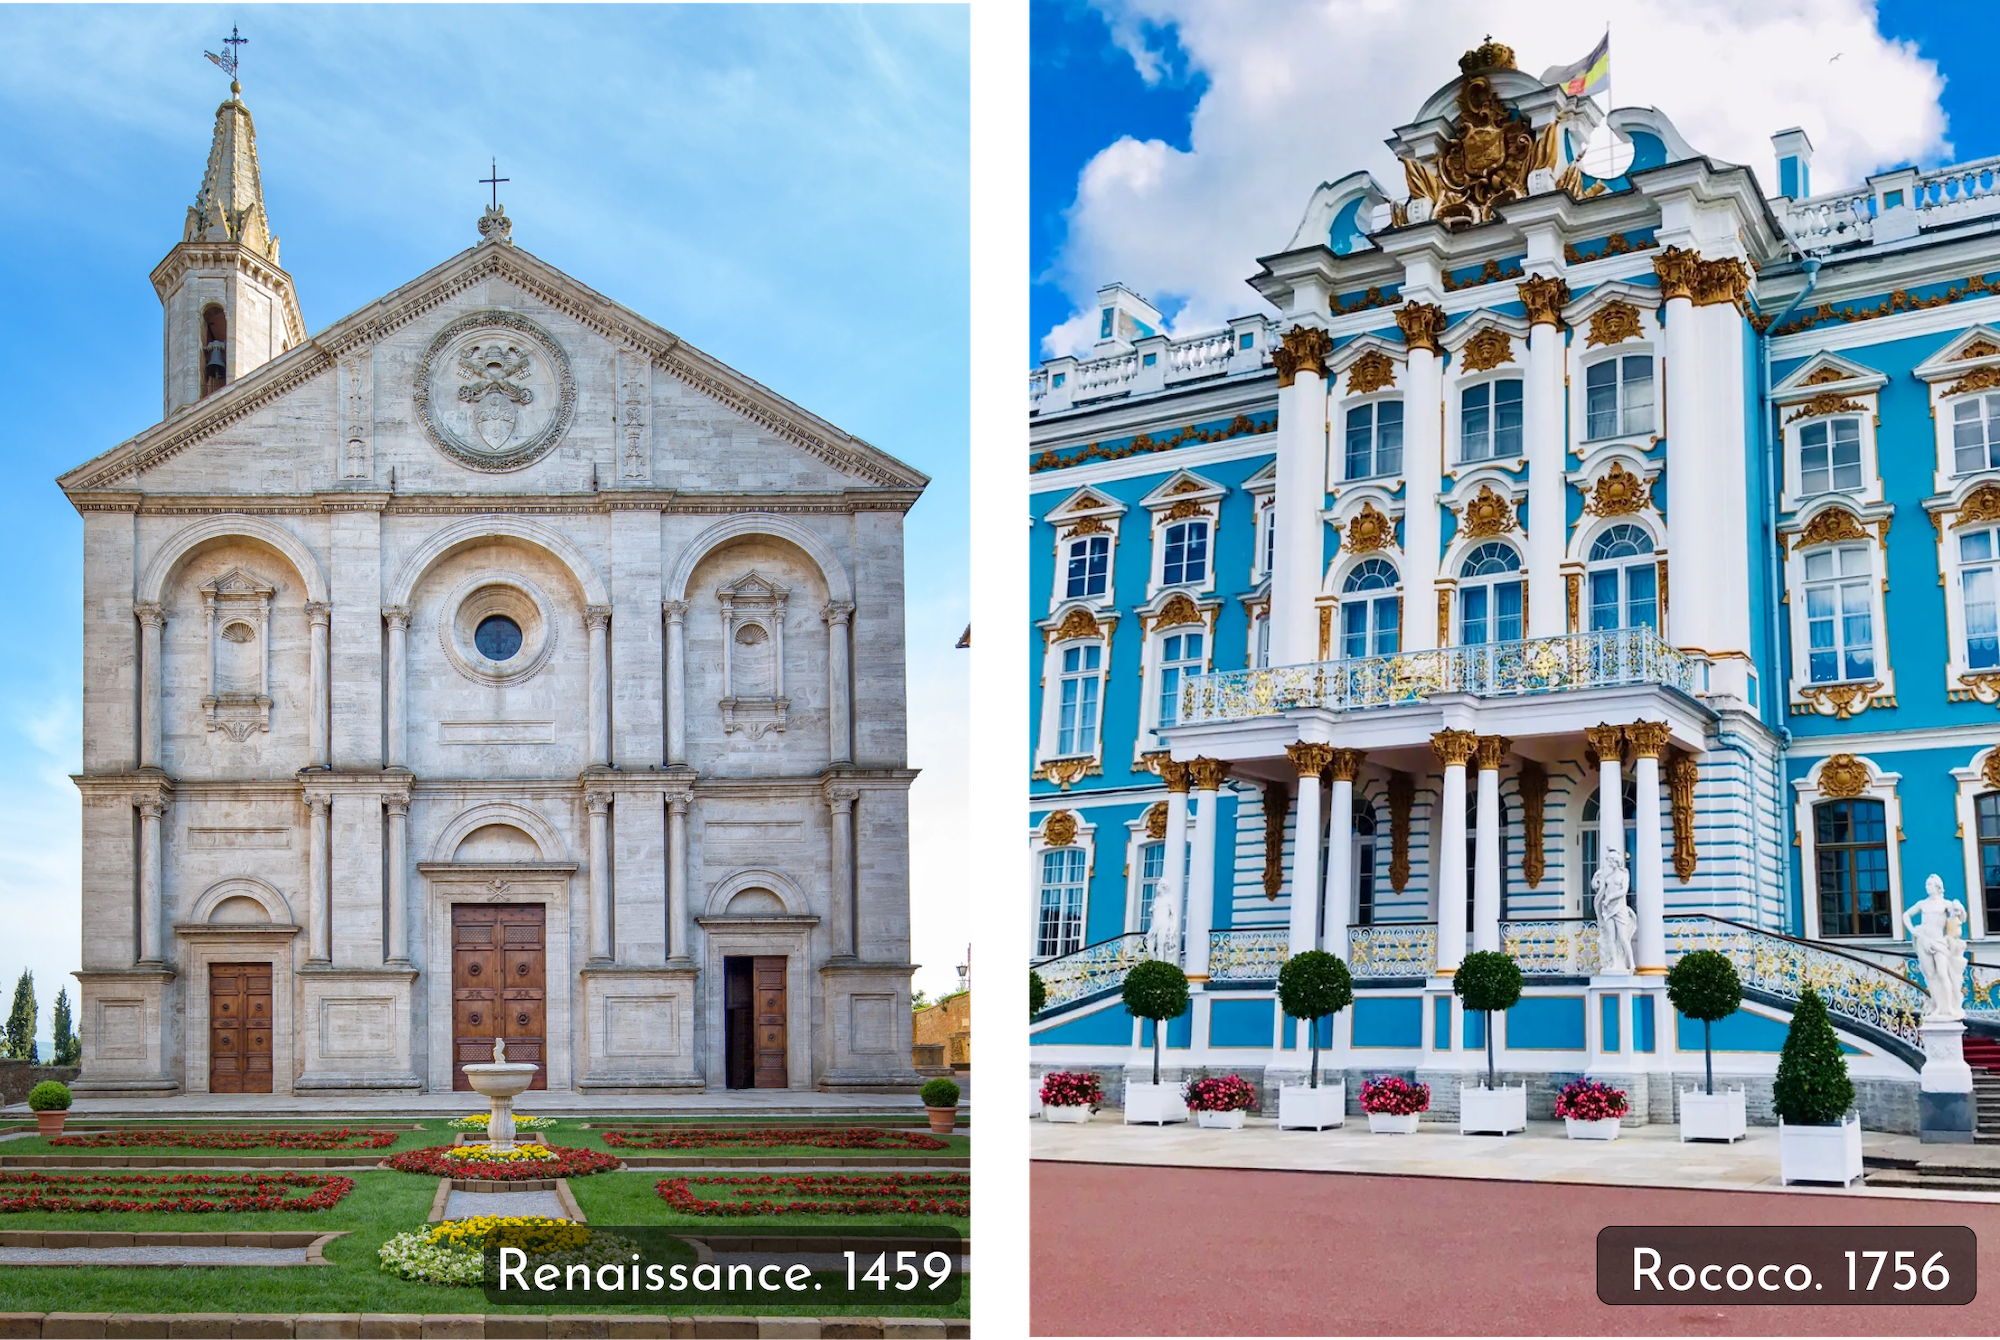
[1596,1225,1975,1306]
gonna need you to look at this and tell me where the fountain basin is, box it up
[462,1044,539,1150]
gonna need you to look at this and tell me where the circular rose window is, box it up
[440,573,558,686]
[475,614,523,661]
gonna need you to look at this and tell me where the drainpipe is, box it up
[1759,253,1820,934]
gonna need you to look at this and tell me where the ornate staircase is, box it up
[1961,1033,2000,1143]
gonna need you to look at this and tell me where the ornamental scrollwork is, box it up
[1802,365,1850,386]
[1151,593,1204,631]
[1060,516,1110,538]
[1346,349,1397,395]
[1788,506,1871,552]
[1460,326,1516,373]
[1782,392,1870,425]
[1144,802,1169,841]
[1944,366,2000,398]
[1272,326,1334,388]
[1668,751,1700,883]
[1456,483,1518,538]
[1398,42,1564,228]
[1652,246,1700,302]
[1584,462,1652,516]
[1343,501,1396,554]
[1395,303,1448,354]
[1163,499,1212,522]
[1817,753,1873,799]
[1517,274,1570,328]
[1955,484,2000,529]
[1796,682,1883,721]
[1983,748,2000,791]
[1959,339,2000,360]
[1263,783,1288,898]
[1051,608,1104,642]
[1042,811,1078,847]
[1584,301,1644,348]
[1387,772,1414,892]
[1517,759,1547,887]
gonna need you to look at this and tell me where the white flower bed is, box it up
[378,1219,640,1287]
[447,1114,559,1130]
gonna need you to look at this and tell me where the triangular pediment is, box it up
[1140,469,1227,509]
[1775,350,1887,397]
[201,566,275,597]
[1915,325,2000,384]
[1045,487,1125,521]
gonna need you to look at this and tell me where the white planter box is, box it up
[1278,1083,1347,1131]
[1195,1109,1246,1130]
[1042,1104,1091,1124]
[1124,1082,1189,1125]
[1779,1114,1864,1186]
[1460,1084,1528,1135]
[1679,1086,1748,1143]
[1030,1075,1043,1118]
[1366,1111,1422,1134]
[1565,1116,1622,1141]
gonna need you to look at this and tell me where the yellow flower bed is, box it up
[428,1215,589,1252]
[442,1142,557,1163]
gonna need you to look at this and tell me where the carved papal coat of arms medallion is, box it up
[415,309,577,471]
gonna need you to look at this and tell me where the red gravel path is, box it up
[1032,1161,2000,1335]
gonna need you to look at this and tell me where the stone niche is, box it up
[681,537,830,767]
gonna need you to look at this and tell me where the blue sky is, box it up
[1031,0,2000,364]
[0,3,969,1051]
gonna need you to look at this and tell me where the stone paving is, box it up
[0,1089,944,1117]
[1030,1112,2000,1202]
[0,1243,315,1266]
[442,1188,568,1220]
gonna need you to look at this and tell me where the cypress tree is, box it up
[1771,988,1855,1126]
[52,987,79,1067]
[4,971,35,1062]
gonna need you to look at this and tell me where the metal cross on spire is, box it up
[481,159,510,211]
[205,25,248,82]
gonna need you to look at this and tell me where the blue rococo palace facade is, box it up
[1026,40,2000,1133]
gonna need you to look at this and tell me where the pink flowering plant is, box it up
[1038,1071,1104,1110]
[1183,1074,1258,1113]
[1553,1079,1629,1122]
[1358,1076,1430,1116]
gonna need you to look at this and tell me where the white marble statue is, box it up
[1147,877,1182,964]
[1593,849,1637,977]
[1902,874,1969,1022]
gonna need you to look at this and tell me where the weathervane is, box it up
[205,25,248,84]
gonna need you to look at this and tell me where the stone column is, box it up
[1159,760,1191,960]
[666,793,691,965]
[1325,748,1365,959]
[1625,722,1671,974]
[384,607,410,768]
[1285,744,1333,954]
[824,601,854,764]
[135,793,166,964]
[135,604,165,770]
[1473,735,1509,953]
[663,601,688,766]
[828,784,860,959]
[1185,758,1230,977]
[385,796,409,965]
[586,606,612,768]
[587,789,613,964]
[1519,276,1570,638]
[1432,730,1478,972]
[1653,248,1700,650]
[306,790,330,963]
[1270,327,1333,666]
[306,602,330,769]
[1586,724,1627,866]
[1396,303,1448,650]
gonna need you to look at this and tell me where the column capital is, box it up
[826,783,862,810]
[1517,274,1571,328]
[1394,302,1448,355]
[821,600,855,626]
[1690,254,1752,308]
[1474,735,1511,771]
[1430,728,1479,769]
[133,602,166,628]
[1271,324,1333,388]
[385,796,409,818]
[1286,742,1334,777]
[1188,757,1231,791]
[304,790,332,814]
[133,793,169,819]
[662,599,689,623]
[1158,757,1192,793]
[304,601,332,627]
[1329,747,1367,783]
[584,605,613,632]
[1652,245,1700,302]
[1584,722,1627,763]
[667,793,691,816]
[585,789,614,814]
[1625,720,1673,758]
[382,605,411,630]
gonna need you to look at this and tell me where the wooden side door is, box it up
[753,955,787,1088]
[209,963,272,1094]
[452,903,547,1091]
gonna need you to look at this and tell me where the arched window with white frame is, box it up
[1344,400,1404,480]
[1460,377,1523,463]
[1458,542,1523,646]
[1340,558,1401,659]
[1801,543,1875,684]
[1584,354,1654,440]
[1154,626,1205,731]
[1036,844,1088,958]
[1586,524,1658,632]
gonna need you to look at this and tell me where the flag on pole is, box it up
[1544,31,1610,99]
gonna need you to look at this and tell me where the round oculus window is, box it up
[474,614,524,661]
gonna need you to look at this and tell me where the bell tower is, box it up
[150,79,306,419]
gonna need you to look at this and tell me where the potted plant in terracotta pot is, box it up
[1554,1078,1629,1140]
[1668,948,1748,1142]
[1039,1071,1103,1123]
[1359,1075,1429,1133]
[920,1077,961,1135]
[28,1080,72,1137]
[1774,988,1862,1186]
[1185,1074,1257,1130]
[1454,950,1527,1135]
[1277,949,1353,1131]
[1122,959,1191,1125]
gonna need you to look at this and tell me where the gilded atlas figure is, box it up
[1902,874,1970,1021]
[1592,849,1637,977]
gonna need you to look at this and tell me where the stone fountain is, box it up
[460,1037,540,1152]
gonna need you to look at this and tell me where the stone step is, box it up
[1866,1170,2000,1192]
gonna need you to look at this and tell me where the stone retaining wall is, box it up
[0,1062,81,1108]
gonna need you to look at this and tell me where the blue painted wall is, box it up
[1351,995,1424,1048]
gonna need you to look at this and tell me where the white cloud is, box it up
[1042,0,1948,355]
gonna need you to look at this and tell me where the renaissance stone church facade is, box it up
[63,84,927,1097]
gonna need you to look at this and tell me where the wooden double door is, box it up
[208,963,273,1093]
[724,955,788,1089]
[451,903,548,1092]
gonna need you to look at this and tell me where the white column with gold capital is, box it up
[1473,735,1508,953]
[1158,760,1192,960]
[1519,276,1570,637]
[1270,327,1332,666]
[1185,759,1229,978]
[1285,743,1333,955]
[1324,748,1365,959]
[1432,730,1478,972]
[1626,722,1672,974]
[1396,303,1448,650]
[1586,724,1627,866]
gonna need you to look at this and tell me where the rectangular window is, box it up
[1963,528,1999,670]
[1056,643,1101,755]
[1979,793,2000,937]
[1254,613,1270,669]
[1341,597,1400,659]
[1138,841,1165,934]
[1038,847,1088,958]
[1157,630,1205,730]
[1064,534,1110,599]
[1344,401,1403,479]
[1799,419,1863,494]
[1590,563,1659,631]
[1460,379,1522,462]
[1162,520,1209,586]
[1802,545,1875,683]
[1461,582,1523,646]
[1261,502,1276,575]
[1952,396,2000,474]
[1585,356,1654,439]
[1815,798,1891,937]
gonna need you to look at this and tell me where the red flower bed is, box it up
[1553,1079,1630,1122]
[48,1128,399,1151]
[656,1173,969,1217]
[1184,1075,1258,1113]
[1359,1076,1430,1116]
[385,1145,622,1180]
[602,1127,948,1152]
[0,1171,353,1213]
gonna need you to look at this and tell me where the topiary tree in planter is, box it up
[1028,970,1046,1020]
[1122,959,1190,1087]
[1453,950,1523,1090]
[1277,950,1353,1089]
[1666,949,1742,1096]
[1772,987,1855,1126]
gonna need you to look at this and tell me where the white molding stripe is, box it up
[1784,724,2000,758]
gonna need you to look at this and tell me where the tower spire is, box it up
[184,84,279,264]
